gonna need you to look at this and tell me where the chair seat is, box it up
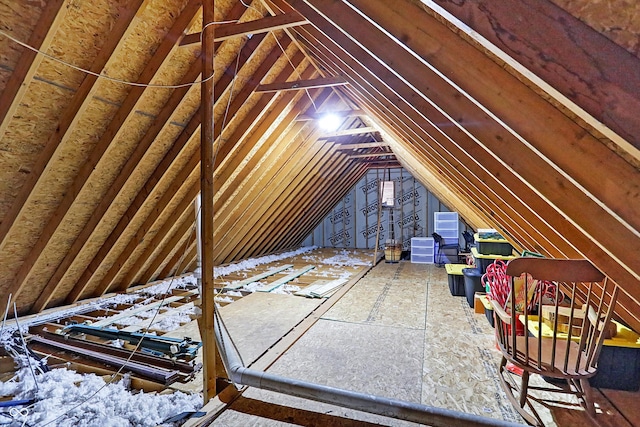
[500,336,595,378]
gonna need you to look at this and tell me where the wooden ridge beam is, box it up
[319,126,376,138]
[349,152,395,159]
[255,75,347,92]
[180,11,308,46]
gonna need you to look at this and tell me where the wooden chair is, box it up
[490,257,619,426]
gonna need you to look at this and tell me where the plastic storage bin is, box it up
[411,237,434,264]
[530,318,640,391]
[589,322,640,391]
[445,263,466,296]
[475,233,513,256]
[434,212,459,244]
[471,247,517,274]
[462,268,483,307]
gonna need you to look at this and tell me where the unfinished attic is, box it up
[0,0,639,425]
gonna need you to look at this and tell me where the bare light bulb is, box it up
[318,113,341,132]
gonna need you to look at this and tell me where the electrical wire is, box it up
[0,28,216,89]
[0,293,11,339]
[12,304,38,394]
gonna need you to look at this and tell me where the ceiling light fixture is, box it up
[318,113,341,132]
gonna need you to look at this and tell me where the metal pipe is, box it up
[214,313,524,427]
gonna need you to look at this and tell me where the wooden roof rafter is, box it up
[105,37,300,295]
[1,0,150,305]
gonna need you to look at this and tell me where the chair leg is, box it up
[580,378,596,417]
[519,371,530,408]
[497,358,540,426]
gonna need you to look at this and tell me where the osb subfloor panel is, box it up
[212,260,638,427]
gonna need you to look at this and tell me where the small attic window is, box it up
[380,180,395,207]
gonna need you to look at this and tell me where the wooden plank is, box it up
[119,302,195,332]
[309,279,347,297]
[349,152,395,158]
[224,264,295,290]
[430,0,640,151]
[294,281,327,297]
[599,388,640,427]
[319,126,377,137]
[256,265,316,292]
[180,12,308,46]
[255,76,347,92]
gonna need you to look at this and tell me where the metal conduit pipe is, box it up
[214,313,524,427]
